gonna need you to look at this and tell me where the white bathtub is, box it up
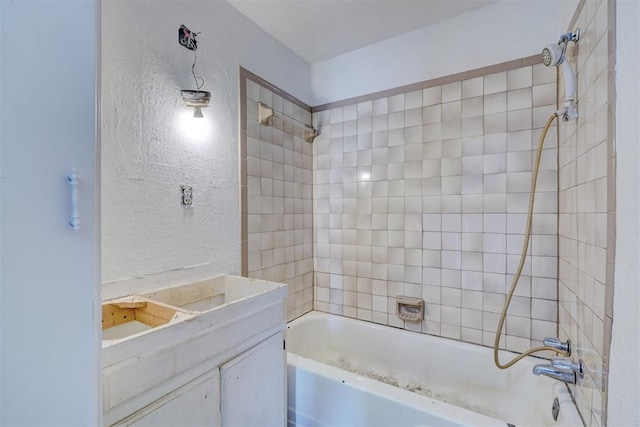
[287,312,582,427]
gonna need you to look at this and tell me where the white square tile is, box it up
[442,232,462,251]
[484,133,507,154]
[462,97,484,118]
[483,232,506,254]
[423,232,441,250]
[462,194,483,213]
[485,92,507,114]
[506,171,531,193]
[532,298,557,321]
[343,104,357,121]
[423,105,442,124]
[462,77,483,99]
[484,194,507,213]
[442,195,462,213]
[508,88,533,111]
[405,108,423,127]
[462,155,484,175]
[462,214,483,232]
[405,90,422,110]
[462,175,483,194]
[507,130,532,152]
[442,158,462,176]
[462,117,484,137]
[507,151,532,173]
[483,253,507,274]
[372,97,388,115]
[442,101,462,121]
[484,72,507,95]
[442,288,462,307]
[533,63,556,85]
[442,176,462,195]
[423,86,442,106]
[442,81,462,102]
[357,100,373,118]
[484,112,507,134]
[508,108,532,132]
[484,153,507,174]
[532,83,556,107]
[388,94,405,113]
[442,139,462,158]
[508,66,532,90]
[462,233,482,252]
[423,123,442,142]
[442,214,462,232]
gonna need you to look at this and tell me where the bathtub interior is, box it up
[288,353,508,427]
[287,311,583,427]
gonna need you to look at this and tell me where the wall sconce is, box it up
[181,90,210,118]
[179,24,210,118]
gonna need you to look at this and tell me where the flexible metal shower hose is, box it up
[493,112,570,369]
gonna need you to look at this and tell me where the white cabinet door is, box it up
[118,369,221,427]
[0,0,99,424]
[221,332,286,427]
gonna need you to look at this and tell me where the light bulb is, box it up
[193,107,204,118]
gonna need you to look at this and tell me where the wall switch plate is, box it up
[181,185,193,207]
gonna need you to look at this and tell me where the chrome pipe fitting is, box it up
[544,337,571,355]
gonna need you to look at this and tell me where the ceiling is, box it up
[227,0,500,64]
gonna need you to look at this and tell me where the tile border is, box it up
[311,54,541,112]
[567,0,587,31]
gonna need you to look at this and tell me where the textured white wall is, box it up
[102,0,311,296]
[609,0,640,423]
[310,0,579,105]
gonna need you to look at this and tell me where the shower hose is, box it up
[493,112,570,369]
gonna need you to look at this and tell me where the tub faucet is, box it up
[533,357,584,384]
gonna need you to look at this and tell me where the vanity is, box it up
[102,275,288,426]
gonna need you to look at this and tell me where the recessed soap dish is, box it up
[396,296,424,322]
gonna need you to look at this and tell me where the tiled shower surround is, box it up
[241,71,314,321]
[312,60,560,354]
[240,9,616,422]
[558,1,616,426]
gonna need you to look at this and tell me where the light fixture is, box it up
[179,24,210,118]
[181,89,210,118]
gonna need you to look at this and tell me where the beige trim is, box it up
[239,68,248,277]
[312,54,541,112]
[239,66,312,112]
[567,0,586,32]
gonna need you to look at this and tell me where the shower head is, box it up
[542,43,564,67]
[542,29,580,121]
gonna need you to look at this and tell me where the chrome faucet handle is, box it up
[544,337,571,355]
[551,357,584,382]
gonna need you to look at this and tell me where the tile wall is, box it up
[313,61,560,353]
[557,1,615,426]
[241,73,314,321]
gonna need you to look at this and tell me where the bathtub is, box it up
[287,311,582,427]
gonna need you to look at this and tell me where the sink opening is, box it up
[102,300,178,341]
